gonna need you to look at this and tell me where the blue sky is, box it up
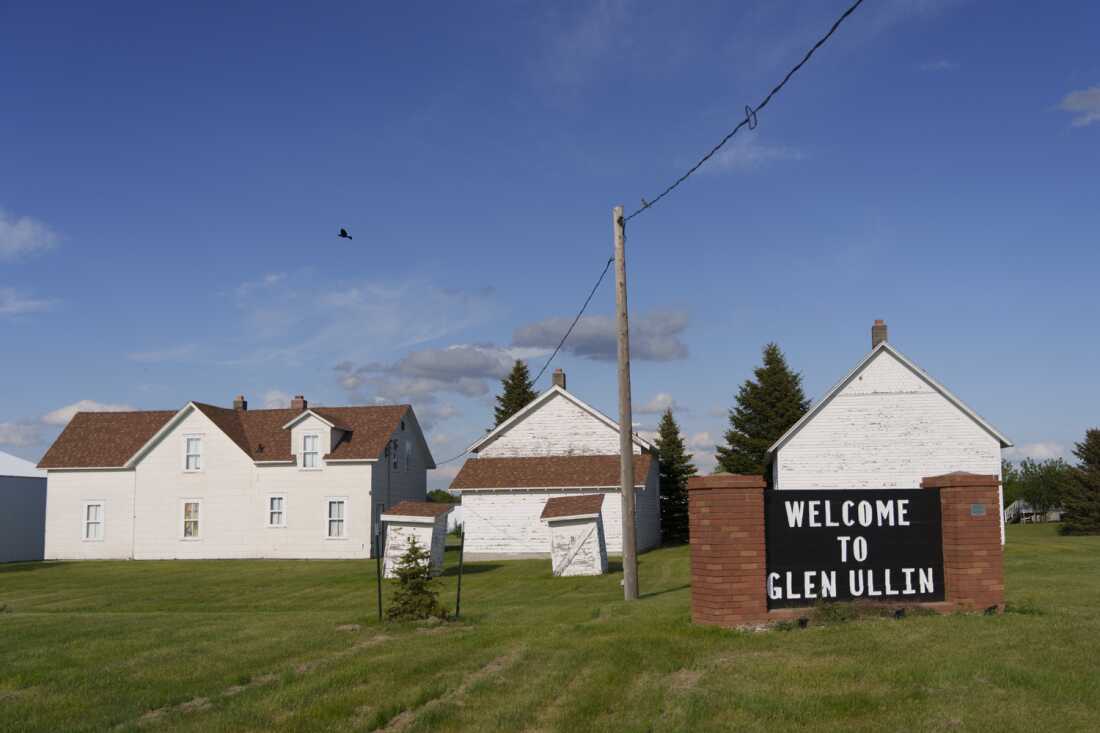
[2,0,1098,486]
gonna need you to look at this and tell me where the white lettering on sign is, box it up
[768,568,939,602]
[785,502,805,528]
[786,498,912,529]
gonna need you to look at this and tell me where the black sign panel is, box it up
[765,489,944,609]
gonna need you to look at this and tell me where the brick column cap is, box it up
[921,471,1000,489]
[688,473,767,491]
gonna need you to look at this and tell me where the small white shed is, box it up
[381,501,452,578]
[540,494,608,577]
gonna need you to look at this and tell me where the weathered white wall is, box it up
[0,476,47,562]
[382,515,447,578]
[774,349,1004,538]
[44,470,136,560]
[548,516,607,576]
[479,392,641,457]
[462,470,659,560]
[41,404,437,560]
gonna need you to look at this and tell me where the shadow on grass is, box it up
[441,563,501,577]
[0,561,64,573]
[640,584,690,599]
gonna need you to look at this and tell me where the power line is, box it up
[433,253,614,469]
[531,254,615,385]
[625,0,866,222]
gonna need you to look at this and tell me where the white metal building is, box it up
[0,450,47,563]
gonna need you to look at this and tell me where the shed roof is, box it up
[451,454,651,491]
[384,501,454,518]
[540,494,605,520]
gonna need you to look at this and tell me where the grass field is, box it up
[1,524,1099,732]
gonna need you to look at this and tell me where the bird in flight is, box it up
[338,228,353,240]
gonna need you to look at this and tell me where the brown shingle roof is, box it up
[384,500,453,518]
[38,402,412,469]
[450,454,652,491]
[38,411,176,468]
[540,494,605,520]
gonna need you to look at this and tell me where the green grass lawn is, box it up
[2,524,1099,732]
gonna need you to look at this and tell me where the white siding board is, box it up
[479,392,640,458]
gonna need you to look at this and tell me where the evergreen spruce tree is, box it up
[1061,429,1100,536]
[386,537,447,621]
[654,408,696,544]
[493,360,539,427]
[716,343,810,477]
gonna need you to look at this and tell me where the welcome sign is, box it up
[765,489,945,609]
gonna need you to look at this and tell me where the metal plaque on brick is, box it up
[765,489,945,609]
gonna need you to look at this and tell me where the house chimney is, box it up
[871,320,888,349]
[291,394,308,411]
[552,368,567,390]
[233,394,248,411]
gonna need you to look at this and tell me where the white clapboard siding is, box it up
[478,391,641,458]
[775,348,1003,490]
[548,516,607,576]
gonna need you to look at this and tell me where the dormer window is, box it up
[184,436,202,471]
[302,434,320,469]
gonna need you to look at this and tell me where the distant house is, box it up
[767,321,1012,541]
[38,395,434,559]
[0,450,46,563]
[1004,499,1064,524]
[451,370,660,560]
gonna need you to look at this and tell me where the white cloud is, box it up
[1005,442,1068,462]
[918,58,958,72]
[0,209,59,260]
[1059,86,1100,128]
[710,133,804,172]
[538,0,630,90]
[42,400,134,427]
[127,344,197,363]
[0,287,54,317]
[235,272,287,297]
[513,310,689,362]
[0,422,40,447]
[637,392,683,415]
[263,390,292,409]
[688,431,714,452]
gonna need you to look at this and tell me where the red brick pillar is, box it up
[921,472,1004,613]
[688,473,768,627]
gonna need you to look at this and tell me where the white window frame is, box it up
[325,497,349,540]
[267,494,287,528]
[82,501,105,542]
[183,434,203,472]
[301,432,321,470]
[181,499,202,540]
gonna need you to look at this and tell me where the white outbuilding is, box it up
[0,450,47,563]
[381,501,452,578]
[541,494,608,577]
[767,321,1012,541]
[451,370,660,560]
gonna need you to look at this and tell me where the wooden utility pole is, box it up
[614,205,639,601]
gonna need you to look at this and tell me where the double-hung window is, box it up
[268,496,286,527]
[83,502,104,541]
[302,434,320,469]
[182,500,201,539]
[327,499,346,538]
[391,439,399,470]
[184,436,202,471]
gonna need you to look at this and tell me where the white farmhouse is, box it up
[768,321,1012,540]
[451,370,660,559]
[0,450,47,563]
[38,394,434,559]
